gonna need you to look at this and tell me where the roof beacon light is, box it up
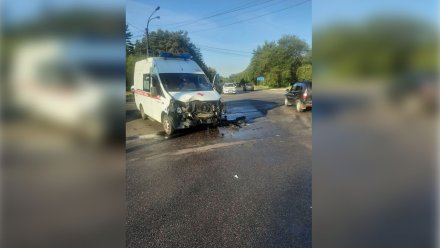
[180,53,191,59]
[159,53,191,60]
[159,52,174,58]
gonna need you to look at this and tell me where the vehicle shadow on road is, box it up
[157,99,282,139]
[224,99,281,123]
[126,109,140,122]
[126,98,282,140]
[166,125,221,139]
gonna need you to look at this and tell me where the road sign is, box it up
[257,76,265,81]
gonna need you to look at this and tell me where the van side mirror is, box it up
[151,86,158,97]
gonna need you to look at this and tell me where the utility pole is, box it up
[146,6,160,58]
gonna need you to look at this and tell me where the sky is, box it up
[3,0,435,77]
[126,0,312,77]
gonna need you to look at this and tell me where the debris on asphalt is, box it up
[230,116,246,127]
[235,116,246,124]
[220,115,246,127]
[234,175,239,179]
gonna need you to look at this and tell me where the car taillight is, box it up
[303,91,308,98]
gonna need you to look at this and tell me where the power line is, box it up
[189,0,310,33]
[127,22,143,31]
[207,0,288,28]
[168,0,276,29]
[127,23,148,42]
[199,48,252,57]
[196,44,252,54]
[129,0,298,38]
[125,39,253,56]
[157,0,269,28]
[200,49,251,57]
[128,1,310,53]
[154,0,288,30]
[127,22,146,39]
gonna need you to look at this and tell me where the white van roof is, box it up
[138,57,205,74]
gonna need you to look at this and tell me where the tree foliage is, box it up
[127,29,217,89]
[297,64,312,81]
[125,25,134,56]
[126,54,144,90]
[227,35,311,87]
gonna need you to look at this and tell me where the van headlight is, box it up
[176,107,182,114]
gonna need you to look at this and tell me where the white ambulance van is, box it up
[133,53,224,135]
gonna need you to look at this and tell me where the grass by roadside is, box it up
[254,85,270,91]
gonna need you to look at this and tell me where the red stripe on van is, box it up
[134,89,160,100]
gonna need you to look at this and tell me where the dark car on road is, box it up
[243,83,254,91]
[285,81,312,112]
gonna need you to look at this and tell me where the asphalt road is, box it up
[126,89,312,247]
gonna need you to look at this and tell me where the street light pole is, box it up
[146,6,160,58]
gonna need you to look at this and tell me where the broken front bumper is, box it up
[169,100,225,129]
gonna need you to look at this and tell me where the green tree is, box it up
[131,29,215,81]
[205,67,217,82]
[126,27,217,89]
[126,54,144,90]
[229,35,311,88]
[297,64,312,81]
[125,25,134,56]
[133,39,146,56]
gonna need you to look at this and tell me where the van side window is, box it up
[151,75,164,97]
[143,74,150,91]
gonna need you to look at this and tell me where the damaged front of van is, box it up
[161,72,225,133]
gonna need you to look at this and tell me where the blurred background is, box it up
[313,0,438,247]
[1,0,125,247]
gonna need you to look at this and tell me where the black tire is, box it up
[211,119,219,128]
[296,100,304,112]
[140,105,147,120]
[162,114,174,135]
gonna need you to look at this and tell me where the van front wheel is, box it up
[162,115,174,135]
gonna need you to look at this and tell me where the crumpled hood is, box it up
[168,91,221,103]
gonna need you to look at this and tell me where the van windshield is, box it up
[159,73,213,92]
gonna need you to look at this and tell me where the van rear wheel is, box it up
[140,105,147,120]
[162,115,174,135]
